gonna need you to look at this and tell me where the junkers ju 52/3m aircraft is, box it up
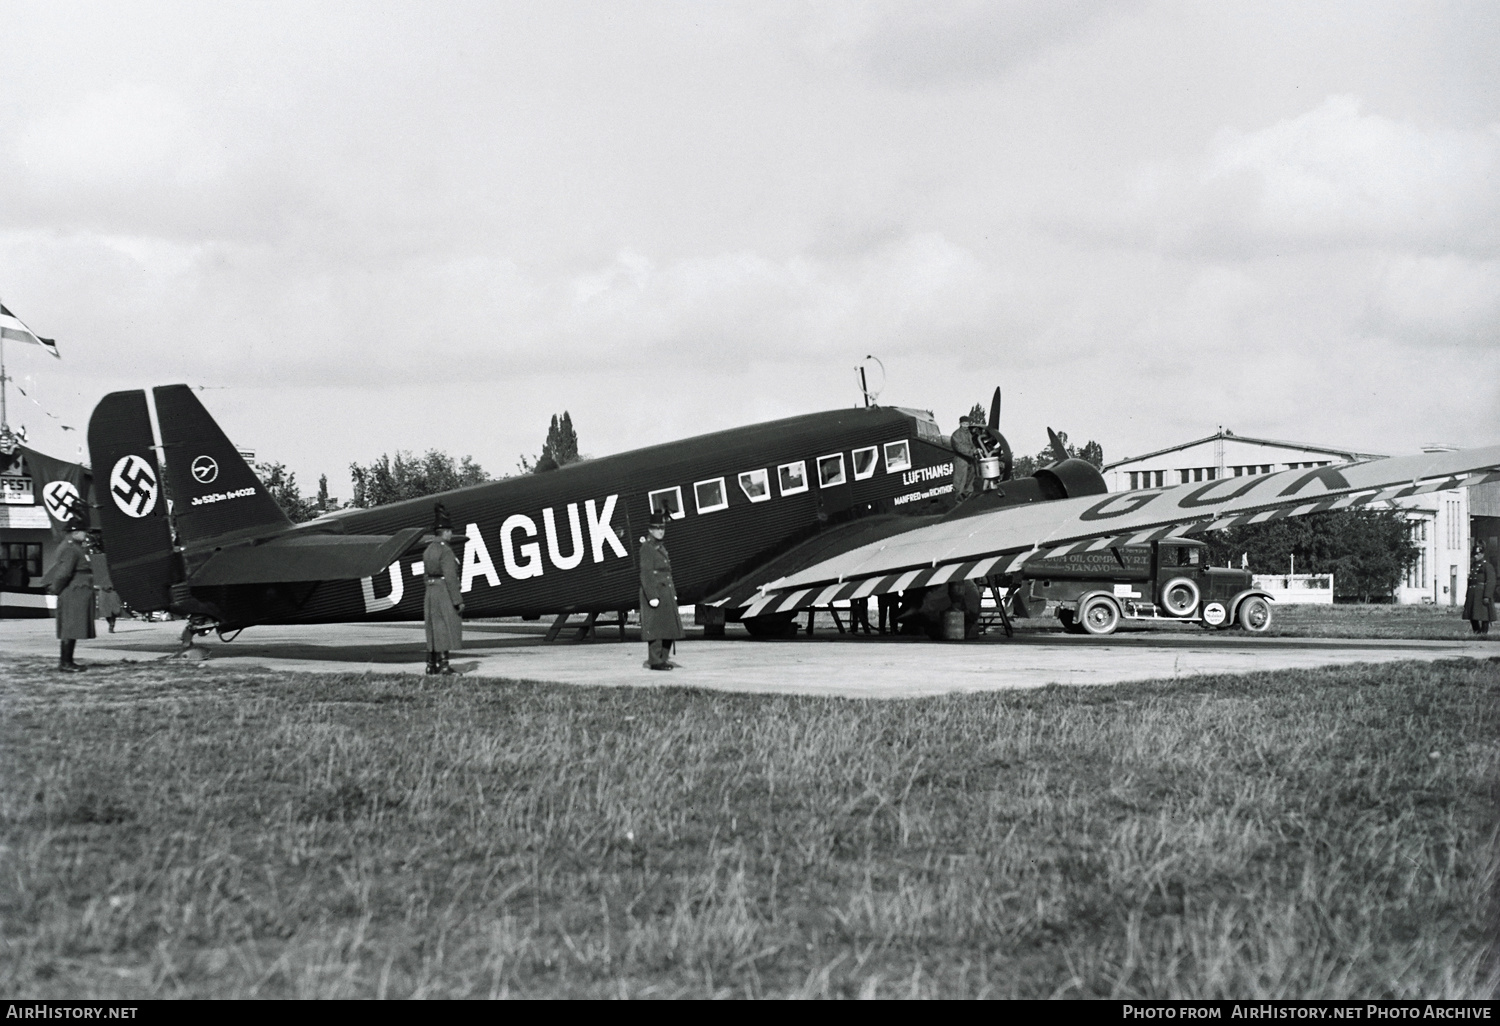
[88,384,1500,643]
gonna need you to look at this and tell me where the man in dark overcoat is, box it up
[88,536,124,633]
[423,503,464,675]
[1463,545,1495,635]
[41,518,96,672]
[639,509,685,670]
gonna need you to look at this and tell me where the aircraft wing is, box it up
[738,444,1500,616]
[186,527,427,586]
[700,513,943,610]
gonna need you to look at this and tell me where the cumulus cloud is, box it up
[1131,96,1500,256]
[2,5,1497,485]
[17,84,223,191]
[1364,254,1500,347]
[798,0,1122,87]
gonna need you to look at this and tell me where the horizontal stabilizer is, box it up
[187,527,426,586]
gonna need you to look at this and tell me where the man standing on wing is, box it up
[639,509,684,670]
[41,516,95,672]
[950,414,977,503]
[423,502,464,675]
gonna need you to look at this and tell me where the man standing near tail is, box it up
[424,503,463,675]
[41,517,95,672]
[89,534,124,633]
[639,509,684,670]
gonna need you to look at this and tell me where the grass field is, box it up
[2,655,1497,999]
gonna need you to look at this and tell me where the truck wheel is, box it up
[1160,576,1200,617]
[1237,596,1272,633]
[1079,595,1120,636]
[1058,609,1086,634]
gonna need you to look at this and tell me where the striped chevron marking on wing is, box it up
[740,554,1014,616]
[734,449,1500,611]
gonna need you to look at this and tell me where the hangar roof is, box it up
[1103,430,1386,471]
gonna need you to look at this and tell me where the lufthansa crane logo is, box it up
[110,454,159,519]
[42,481,82,523]
[191,455,219,484]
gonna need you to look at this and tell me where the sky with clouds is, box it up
[2,0,1497,496]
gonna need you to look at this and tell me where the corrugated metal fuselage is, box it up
[196,407,958,627]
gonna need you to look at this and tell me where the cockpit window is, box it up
[739,469,770,503]
[851,446,877,480]
[648,486,684,519]
[778,461,807,496]
[1169,546,1201,566]
[817,453,846,488]
[694,478,728,514]
[884,440,911,473]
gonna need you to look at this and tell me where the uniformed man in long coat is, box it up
[89,536,124,633]
[639,509,685,670]
[1463,545,1495,635]
[40,517,96,672]
[423,503,464,675]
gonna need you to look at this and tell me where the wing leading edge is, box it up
[739,444,1500,617]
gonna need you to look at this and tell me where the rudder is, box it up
[88,390,175,611]
[153,384,291,548]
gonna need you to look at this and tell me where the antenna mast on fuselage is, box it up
[856,355,885,408]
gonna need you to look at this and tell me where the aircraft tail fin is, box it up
[152,384,292,549]
[88,390,176,611]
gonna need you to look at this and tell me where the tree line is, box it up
[253,412,582,522]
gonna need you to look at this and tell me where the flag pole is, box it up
[0,330,9,433]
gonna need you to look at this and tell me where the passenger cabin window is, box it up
[648,486,685,520]
[694,478,728,514]
[738,469,770,503]
[851,446,877,480]
[883,440,911,473]
[778,461,808,496]
[817,453,846,488]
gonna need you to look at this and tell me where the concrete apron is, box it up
[1,618,1491,698]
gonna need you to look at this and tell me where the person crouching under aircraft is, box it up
[639,509,685,670]
[424,502,464,675]
[41,516,96,672]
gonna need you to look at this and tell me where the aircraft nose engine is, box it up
[975,386,1013,483]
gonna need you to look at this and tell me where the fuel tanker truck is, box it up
[1006,539,1274,636]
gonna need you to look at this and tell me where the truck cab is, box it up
[1009,540,1273,636]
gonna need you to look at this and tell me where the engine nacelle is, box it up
[1034,458,1108,500]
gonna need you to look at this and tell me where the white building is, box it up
[1104,429,1470,605]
